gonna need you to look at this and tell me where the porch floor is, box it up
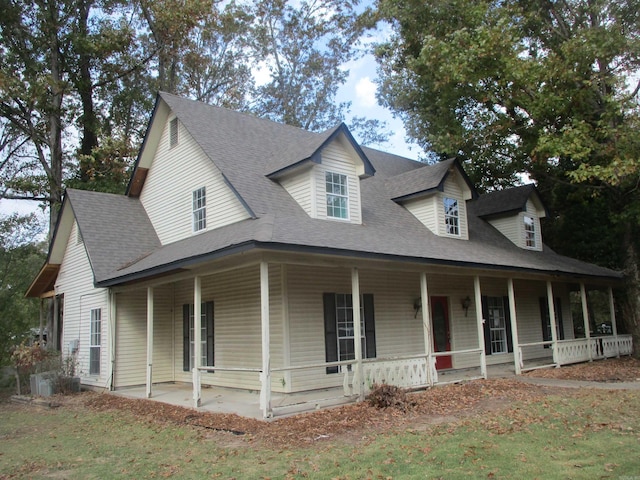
[112,363,523,420]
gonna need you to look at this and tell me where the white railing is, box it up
[555,335,633,365]
[362,355,429,390]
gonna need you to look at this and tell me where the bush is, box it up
[366,383,414,411]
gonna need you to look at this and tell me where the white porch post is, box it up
[474,276,487,379]
[608,286,620,358]
[420,272,434,386]
[580,283,592,361]
[193,276,202,408]
[259,262,271,418]
[53,295,59,351]
[108,289,117,391]
[546,281,559,366]
[146,287,154,398]
[39,298,44,344]
[507,278,521,375]
[351,267,364,400]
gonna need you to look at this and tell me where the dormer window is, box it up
[192,187,206,232]
[524,215,536,248]
[326,172,349,219]
[443,197,460,236]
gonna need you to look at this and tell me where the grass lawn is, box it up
[1,388,639,479]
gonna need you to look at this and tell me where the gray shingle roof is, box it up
[71,93,621,286]
[470,184,546,218]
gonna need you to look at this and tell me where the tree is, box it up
[375,0,640,350]
[0,214,45,366]
[249,0,363,131]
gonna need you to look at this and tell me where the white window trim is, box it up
[192,186,206,233]
[335,293,366,362]
[89,308,101,376]
[187,303,208,371]
[325,171,350,221]
[523,215,537,249]
[487,297,507,354]
[443,196,460,236]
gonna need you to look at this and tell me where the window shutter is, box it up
[205,301,214,369]
[503,296,513,353]
[182,304,190,372]
[363,294,376,359]
[323,293,338,374]
[481,296,491,356]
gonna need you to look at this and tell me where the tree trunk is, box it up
[619,226,640,358]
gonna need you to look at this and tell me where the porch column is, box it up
[351,267,364,400]
[193,276,202,408]
[53,295,59,351]
[608,287,620,358]
[474,276,487,379]
[507,278,521,375]
[259,262,272,418]
[108,289,117,391]
[546,281,559,366]
[146,287,154,398]
[580,283,592,361]
[420,272,434,386]
[39,298,44,344]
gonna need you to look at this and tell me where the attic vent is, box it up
[170,118,178,147]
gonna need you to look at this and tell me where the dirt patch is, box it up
[524,357,640,382]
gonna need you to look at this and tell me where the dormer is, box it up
[387,159,477,240]
[267,124,375,225]
[471,184,548,251]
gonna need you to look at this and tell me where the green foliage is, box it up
[0,214,45,367]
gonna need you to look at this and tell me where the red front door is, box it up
[430,296,452,369]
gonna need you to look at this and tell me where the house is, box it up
[27,92,632,418]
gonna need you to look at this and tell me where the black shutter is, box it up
[504,296,513,353]
[481,296,491,355]
[323,293,338,373]
[539,297,551,342]
[205,301,214,370]
[182,304,190,372]
[363,294,376,359]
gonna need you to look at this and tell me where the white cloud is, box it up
[355,76,377,108]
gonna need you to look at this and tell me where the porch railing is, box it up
[519,335,633,367]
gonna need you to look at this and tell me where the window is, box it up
[323,293,376,373]
[487,297,507,354]
[325,172,348,219]
[539,297,565,346]
[524,216,536,248]
[89,308,101,375]
[183,302,214,372]
[192,187,206,232]
[170,118,178,147]
[443,197,459,235]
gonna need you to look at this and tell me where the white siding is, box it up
[280,169,313,216]
[404,196,438,234]
[55,221,108,387]
[140,116,250,245]
[171,264,284,392]
[314,143,362,224]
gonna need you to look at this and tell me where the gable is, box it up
[139,114,251,245]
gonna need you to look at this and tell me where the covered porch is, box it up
[122,251,631,419]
